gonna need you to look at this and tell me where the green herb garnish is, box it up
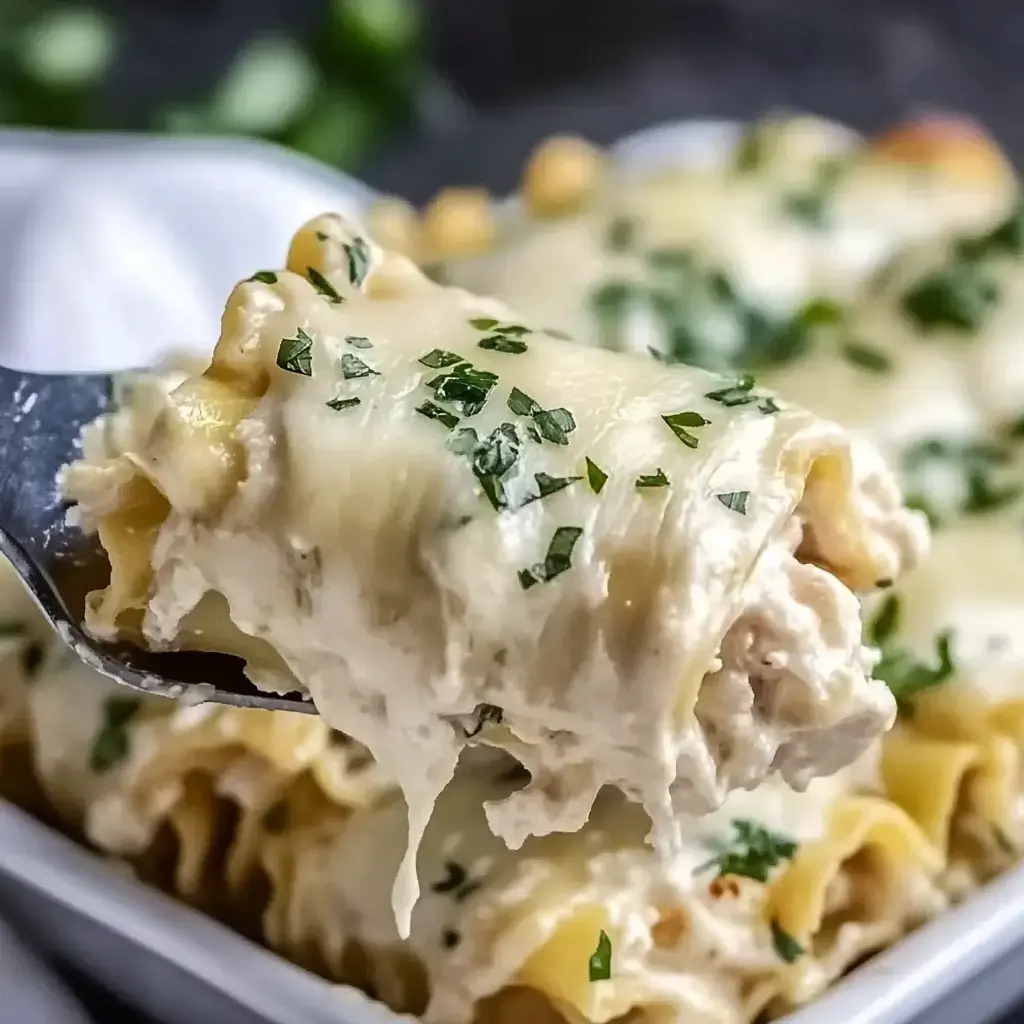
[842,340,892,374]
[470,423,522,511]
[420,349,464,369]
[427,363,499,416]
[695,819,798,883]
[276,328,314,376]
[705,375,757,407]
[416,401,460,430]
[346,335,372,349]
[662,410,710,449]
[902,437,1021,523]
[585,457,608,494]
[326,397,361,412]
[508,387,540,417]
[954,204,1024,261]
[636,469,670,489]
[469,317,499,330]
[340,354,378,379]
[605,215,637,252]
[518,526,584,590]
[734,127,764,173]
[522,473,582,505]
[247,271,277,284]
[715,491,749,514]
[771,922,804,964]
[0,621,27,639]
[901,264,1000,333]
[533,407,576,445]
[343,236,372,287]
[779,159,844,229]
[868,594,956,704]
[479,335,528,354]
[307,267,343,303]
[589,930,613,982]
[90,697,142,774]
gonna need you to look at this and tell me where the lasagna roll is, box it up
[432,116,1013,374]
[258,756,941,1024]
[64,213,928,931]
[24,646,377,909]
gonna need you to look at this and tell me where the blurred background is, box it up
[2,0,1022,204]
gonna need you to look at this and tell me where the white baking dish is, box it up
[0,121,1021,1024]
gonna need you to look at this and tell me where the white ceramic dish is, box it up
[0,121,1021,1024]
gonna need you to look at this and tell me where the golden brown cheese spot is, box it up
[868,116,1014,188]
[367,196,424,262]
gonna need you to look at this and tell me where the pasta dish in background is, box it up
[0,111,1019,1024]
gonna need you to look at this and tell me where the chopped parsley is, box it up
[306,267,343,303]
[954,204,1024,262]
[522,472,582,505]
[715,491,749,514]
[420,349,464,369]
[518,526,584,590]
[534,407,576,445]
[662,410,710,449]
[343,235,371,287]
[478,335,528,354]
[315,230,329,241]
[340,353,378,379]
[463,703,504,738]
[0,621,27,639]
[779,159,844,229]
[771,921,804,964]
[276,329,314,376]
[469,317,499,330]
[733,127,764,173]
[90,696,142,774]
[585,457,608,494]
[430,860,483,902]
[506,388,576,445]
[841,340,892,374]
[589,930,613,982]
[589,279,635,343]
[247,270,277,284]
[705,375,757,407]
[345,335,372,349]
[646,247,694,272]
[636,469,670,489]
[451,422,523,511]
[695,819,798,883]
[901,437,1021,524]
[507,387,540,417]
[868,594,956,705]
[415,400,460,430]
[901,263,1000,333]
[326,397,361,412]
[605,215,637,252]
[427,362,499,417]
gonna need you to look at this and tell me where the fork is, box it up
[0,366,311,713]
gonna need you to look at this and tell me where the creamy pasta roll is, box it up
[25,647,333,864]
[258,756,940,1024]
[443,116,1013,374]
[62,213,930,932]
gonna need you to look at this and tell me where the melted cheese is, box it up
[62,215,930,935]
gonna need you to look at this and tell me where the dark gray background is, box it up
[33,0,1024,1018]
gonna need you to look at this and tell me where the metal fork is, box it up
[0,366,310,713]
